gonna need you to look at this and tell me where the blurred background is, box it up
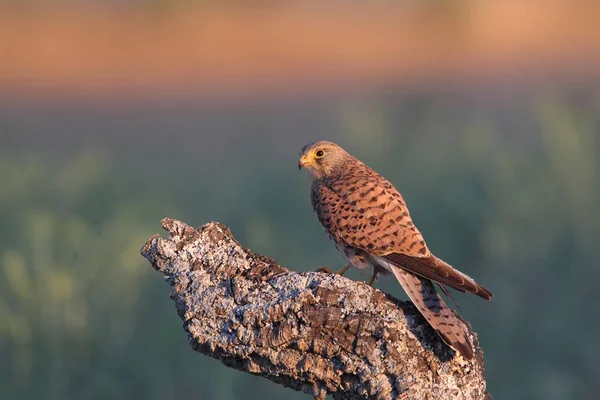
[1,1,599,399]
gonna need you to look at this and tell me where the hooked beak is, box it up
[298,155,310,170]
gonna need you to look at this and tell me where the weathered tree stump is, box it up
[140,218,489,400]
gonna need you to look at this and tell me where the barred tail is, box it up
[390,266,474,359]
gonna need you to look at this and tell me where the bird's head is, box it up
[298,141,352,179]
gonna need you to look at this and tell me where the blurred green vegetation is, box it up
[0,90,599,399]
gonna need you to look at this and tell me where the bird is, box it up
[298,140,492,360]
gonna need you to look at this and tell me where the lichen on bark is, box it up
[140,218,489,400]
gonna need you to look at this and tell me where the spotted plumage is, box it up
[299,141,492,359]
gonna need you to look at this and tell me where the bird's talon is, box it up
[315,266,334,274]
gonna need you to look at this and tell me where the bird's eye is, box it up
[314,149,325,158]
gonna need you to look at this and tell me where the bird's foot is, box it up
[315,265,350,276]
[315,266,335,274]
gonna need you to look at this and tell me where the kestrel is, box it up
[298,141,492,359]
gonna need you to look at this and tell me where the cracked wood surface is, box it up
[140,218,489,400]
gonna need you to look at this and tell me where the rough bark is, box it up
[140,218,489,400]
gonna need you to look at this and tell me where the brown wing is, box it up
[383,253,492,300]
[311,164,428,255]
[311,162,492,300]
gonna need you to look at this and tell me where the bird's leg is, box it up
[336,264,351,276]
[368,271,378,286]
[315,265,350,276]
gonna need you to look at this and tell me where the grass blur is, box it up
[1,90,598,399]
[1,1,600,399]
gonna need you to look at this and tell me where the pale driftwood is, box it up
[140,218,489,400]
